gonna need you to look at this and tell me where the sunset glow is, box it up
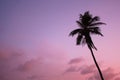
[0,0,120,80]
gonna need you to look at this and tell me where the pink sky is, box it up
[1,0,120,80]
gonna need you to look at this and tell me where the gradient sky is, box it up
[1,0,120,80]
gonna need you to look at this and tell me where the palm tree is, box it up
[69,11,106,80]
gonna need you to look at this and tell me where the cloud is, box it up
[18,60,35,72]
[0,46,48,80]
[1,44,120,80]
[103,68,120,80]
[0,47,26,80]
[65,59,96,75]
[65,57,120,80]
[0,47,23,61]
[65,66,79,73]
[28,75,38,80]
[88,67,120,80]
[27,75,43,80]
[115,77,120,80]
[64,57,84,74]
[80,64,96,75]
[68,57,84,64]
[17,58,43,72]
[17,44,68,77]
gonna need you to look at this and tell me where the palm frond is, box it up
[85,34,97,50]
[76,35,83,45]
[69,29,80,36]
[90,16,100,23]
[81,37,86,46]
[89,22,106,27]
[81,11,93,26]
[84,11,91,17]
[89,27,103,36]
[79,14,83,18]
[91,30,103,36]
[76,21,84,28]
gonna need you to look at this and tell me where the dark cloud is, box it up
[68,57,83,64]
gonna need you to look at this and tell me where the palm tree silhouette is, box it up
[69,11,106,80]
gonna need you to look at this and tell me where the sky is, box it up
[0,0,120,80]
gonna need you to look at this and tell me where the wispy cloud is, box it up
[114,77,120,80]
[0,41,71,80]
[65,58,120,80]
[64,57,84,74]
[0,47,23,61]
[27,75,44,80]
[0,47,26,80]
[80,64,96,75]
[65,66,79,73]
[88,67,120,80]
[17,58,43,72]
[68,57,84,64]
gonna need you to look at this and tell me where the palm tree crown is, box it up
[69,11,106,50]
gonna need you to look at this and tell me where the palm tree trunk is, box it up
[88,45,104,80]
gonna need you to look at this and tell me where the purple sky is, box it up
[1,0,120,80]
